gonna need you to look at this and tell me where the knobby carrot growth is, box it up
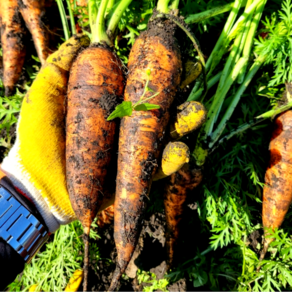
[18,0,50,65]
[0,0,27,96]
[164,164,203,269]
[109,3,182,291]
[66,0,131,290]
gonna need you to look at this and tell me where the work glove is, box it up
[0,35,90,290]
[1,34,90,233]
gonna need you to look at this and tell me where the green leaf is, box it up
[192,271,208,287]
[134,103,160,111]
[146,86,154,92]
[107,101,133,120]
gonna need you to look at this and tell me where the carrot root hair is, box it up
[83,228,90,292]
[108,266,121,292]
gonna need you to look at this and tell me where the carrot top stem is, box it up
[185,0,247,25]
[56,0,70,40]
[107,0,133,40]
[91,0,111,44]
[237,0,266,83]
[169,0,180,10]
[89,0,132,45]
[106,0,115,16]
[89,0,98,39]
[66,0,77,35]
[188,71,222,102]
[157,0,171,13]
[210,91,292,153]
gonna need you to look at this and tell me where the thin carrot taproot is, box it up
[0,0,27,96]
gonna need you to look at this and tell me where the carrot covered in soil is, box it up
[153,142,190,181]
[17,0,50,65]
[164,164,203,269]
[66,0,132,290]
[0,0,27,96]
[66,47,124,290]
[96,102,206,228]
[259,108,292,260]
[109,2,183,290]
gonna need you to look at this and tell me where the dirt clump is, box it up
[86,212,188,291]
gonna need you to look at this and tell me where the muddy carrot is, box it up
[18,0,50,65]
[164,163,203,269]
[170,101,207,140]
[109,4,182,291]
[66,46,124,291]
[153,142,190,181]
[0,0,27,96]
[259,109,292,261]
[66,0,131,290]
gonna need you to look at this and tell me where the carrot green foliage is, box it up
[137,270,169,292]
[107,69,160,120]
[254,0,292,86]
[8,220,100,292]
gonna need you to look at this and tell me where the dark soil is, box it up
[83,197,202,292]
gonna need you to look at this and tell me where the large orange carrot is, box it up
[260,110,292,260]
[66,1,134,289]
[18,0,50,65]
[164,164,203,269]
[109,18,182,291]
[66,45,124,290]
[0,0,27,96]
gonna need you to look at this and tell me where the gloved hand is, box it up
[0,34,90,290]
[1,34,90,233]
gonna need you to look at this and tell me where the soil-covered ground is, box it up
[81,174,208,292]
[86,209,198,291]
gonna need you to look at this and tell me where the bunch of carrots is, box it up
[2,0,292,290]
[0,0,59,96]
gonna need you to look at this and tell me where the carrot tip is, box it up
[83,232,90,292]
[108,266,122,292]
[259,240,269,262]
[4,86,15,97]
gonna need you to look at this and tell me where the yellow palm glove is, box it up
[1,35,90,232]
